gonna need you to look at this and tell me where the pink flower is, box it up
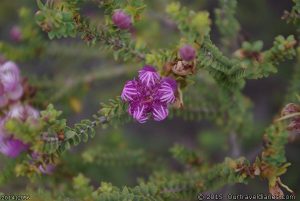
[121,80,139,101]
[8,103,39,122]
[112,10,132,30]
[158,77,177,103]
[0,137,28,158]
[0,61,21,92]
[179,45,196,61]
[152,103,169,121]
[0,103,40,158]
[10,26,22,42]
[132,104,148,123]
[0,61,23,107]
[121,66,177,123]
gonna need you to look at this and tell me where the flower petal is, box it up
[0,95,8,108]
[7,83,23,100]
[8,103,39,121]
[0,61,20,91]
[132,104,148,123]
[158,78,177,103]
[152,104,169,121]
[0,137,28,158]
[121,80,139,101]
[0,61,20,76]
[138,66,159,87]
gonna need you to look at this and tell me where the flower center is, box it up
[141,87,157,104]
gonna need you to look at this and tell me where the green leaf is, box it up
[65,130,76,139]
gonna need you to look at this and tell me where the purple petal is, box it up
[0,95,8,108]
[152,104,169,121]
[7,104,26,121]
[138,66,159,87]
[158,78,177,103]
[7,103,39,121]
[112,10,132,30]
[0,137,28,158]
[132,104,148,123]
[0,61,20,75]
[7,84,23,100]
[179,45,196,61]
[25,105,40,119]
[121,80,139,101]
[0,61,20,91]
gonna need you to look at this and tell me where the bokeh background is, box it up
[0,0,299,200]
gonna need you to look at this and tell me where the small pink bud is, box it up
[9,26,22,42]
[179,45,196,61]
[112,10,132,30]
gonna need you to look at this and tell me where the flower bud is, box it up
[179,45,196,61]
[0,61,23,107]
[9,26,22,42]
[112,10,132,30]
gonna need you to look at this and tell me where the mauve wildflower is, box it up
[0,137,28,158]
[121,66,177,123]
[0,61,20,91]
[112,10,132,30]
[10,26,22,42]
[0,130,27,158]
[8,103,40,122]
[179,45,196,61]
[0,61,23,107]
[0,103,39,158]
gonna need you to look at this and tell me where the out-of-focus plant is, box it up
[0,0,299,200]
[0,7,44,61]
